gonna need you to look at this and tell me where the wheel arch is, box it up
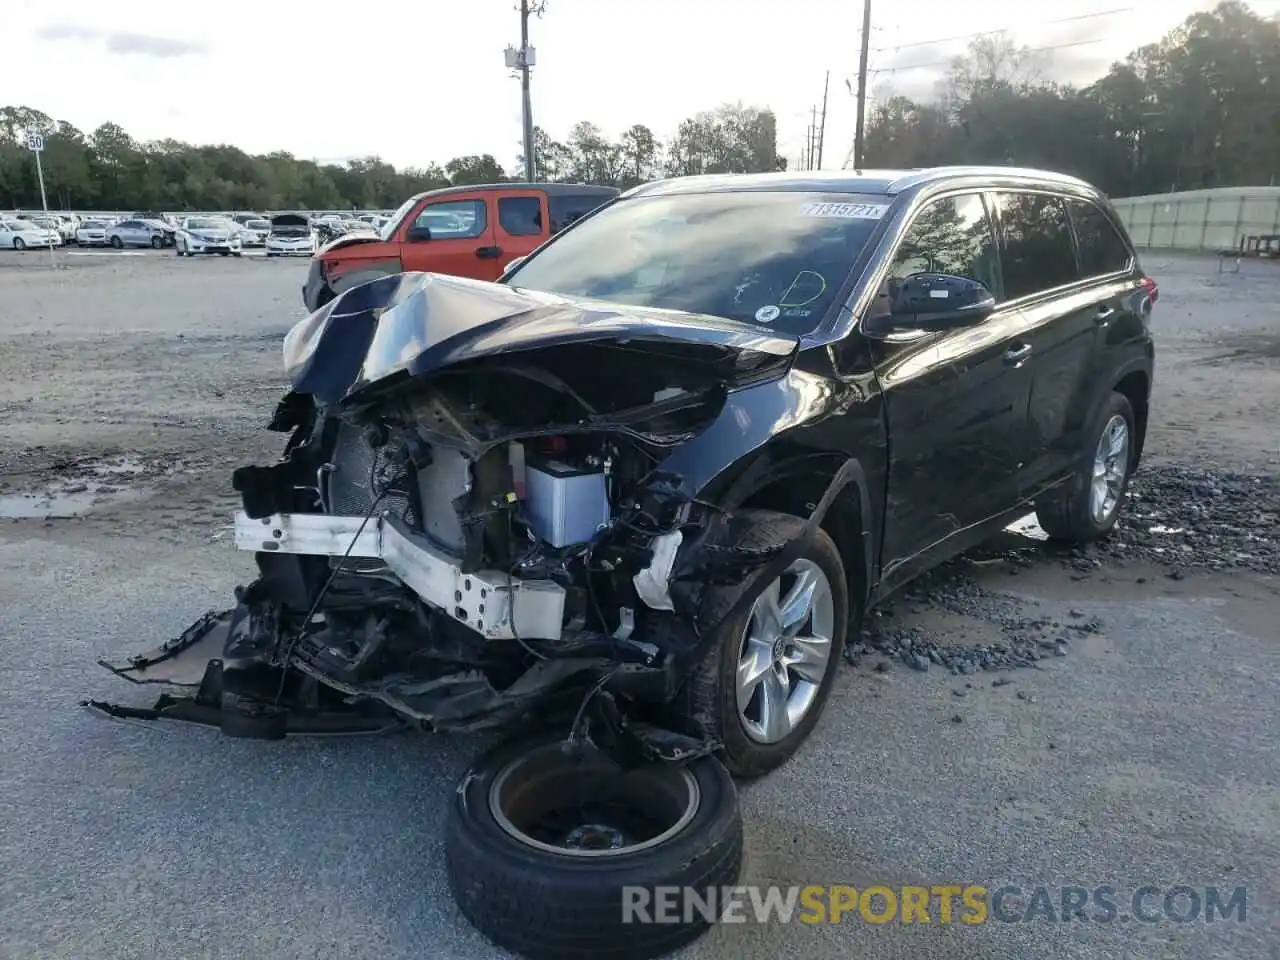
[1112,367,1150,469]
[719,450,873,622]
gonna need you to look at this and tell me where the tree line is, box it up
[864,1,1279,196]
[2,1,1274,212]
[0,101,783,212]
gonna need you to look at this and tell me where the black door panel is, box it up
[867,192,1034,572]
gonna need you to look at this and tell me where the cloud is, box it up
[32,23,208,58]
[104,32,208,57]
[33,23,101,41]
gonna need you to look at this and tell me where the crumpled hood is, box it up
[283,271,799,406]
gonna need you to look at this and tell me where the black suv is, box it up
[100,167,1154,959]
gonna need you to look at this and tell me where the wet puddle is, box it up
[0,456,150,519]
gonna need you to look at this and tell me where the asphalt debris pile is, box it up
[1060,464,1280,576]
[845,564,1094,675]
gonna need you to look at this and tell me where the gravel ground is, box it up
[1,248,1278,960]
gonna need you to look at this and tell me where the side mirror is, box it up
[406,225,432,242]
[884,274,995,330]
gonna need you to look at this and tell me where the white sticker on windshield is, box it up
[798,201,889,219]
[755,305,781,323]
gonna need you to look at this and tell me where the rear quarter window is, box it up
[1065,198,1133,278]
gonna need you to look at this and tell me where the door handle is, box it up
[1094,305,1116,324]
[475,246,503,259]
[1002,343,1033,366]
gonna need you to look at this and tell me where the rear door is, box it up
[397,192,497,280]
[493,190,549,277]
[991,192,1122,496]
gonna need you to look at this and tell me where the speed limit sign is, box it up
[26,133,44,152]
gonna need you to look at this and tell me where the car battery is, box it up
[524,460,610,548]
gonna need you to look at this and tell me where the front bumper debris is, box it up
[90,610,403,738]
[237,511,566,640]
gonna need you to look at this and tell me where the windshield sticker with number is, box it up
[798,201,889,219]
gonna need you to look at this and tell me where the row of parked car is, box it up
[0,210,396,257]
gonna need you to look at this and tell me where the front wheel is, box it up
[13,237,25,251]
[109,236,123,249]
[1036,391,1137,542]
[672,509,849,778]
[445,737,743,960]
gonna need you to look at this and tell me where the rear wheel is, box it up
[445,737,743,960]
[150,235,163,249]
[1036,391,1137,542]
[672,509,849,778]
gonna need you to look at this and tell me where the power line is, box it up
[869,7,1134,55]
[869,37,1108,77]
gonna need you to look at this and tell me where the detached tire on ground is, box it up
[1036,390,1137,543]
[445,737,743,960]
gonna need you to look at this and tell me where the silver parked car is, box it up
[104,218,172,249]
[75,219,110,246]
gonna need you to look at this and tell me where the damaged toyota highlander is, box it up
[90,167,1155,960]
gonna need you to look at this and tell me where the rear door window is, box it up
[992,192,1080,300]
[1064,198,1132,278]
[498,196,543,236]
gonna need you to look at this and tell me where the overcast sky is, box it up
[5,0,1273,172]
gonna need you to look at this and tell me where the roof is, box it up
[411,181,621,204]
[624,166,1097,199]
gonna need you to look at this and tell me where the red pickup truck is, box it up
[302,182,619,312]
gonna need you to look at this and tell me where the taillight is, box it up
[1139,275,1158,303]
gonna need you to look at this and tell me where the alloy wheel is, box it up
[1090,414,1130,524]
[735,558,836,744]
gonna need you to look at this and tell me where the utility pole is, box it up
[809,106,818,170]
[853,0,872,170]
[816,71,830,169]
[505,1,543,182]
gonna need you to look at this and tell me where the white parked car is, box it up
[175,217,243,257]
[75,219,110,246]
[0,218,61,249]
[264,214,316,257]
[238,219,271,247]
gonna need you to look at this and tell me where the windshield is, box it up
[380,194,421,240]
[506,191,891,335]
[247,220,270,230]
[1,221,24,231]
[187,218,227,230]
[81,221,106,229]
